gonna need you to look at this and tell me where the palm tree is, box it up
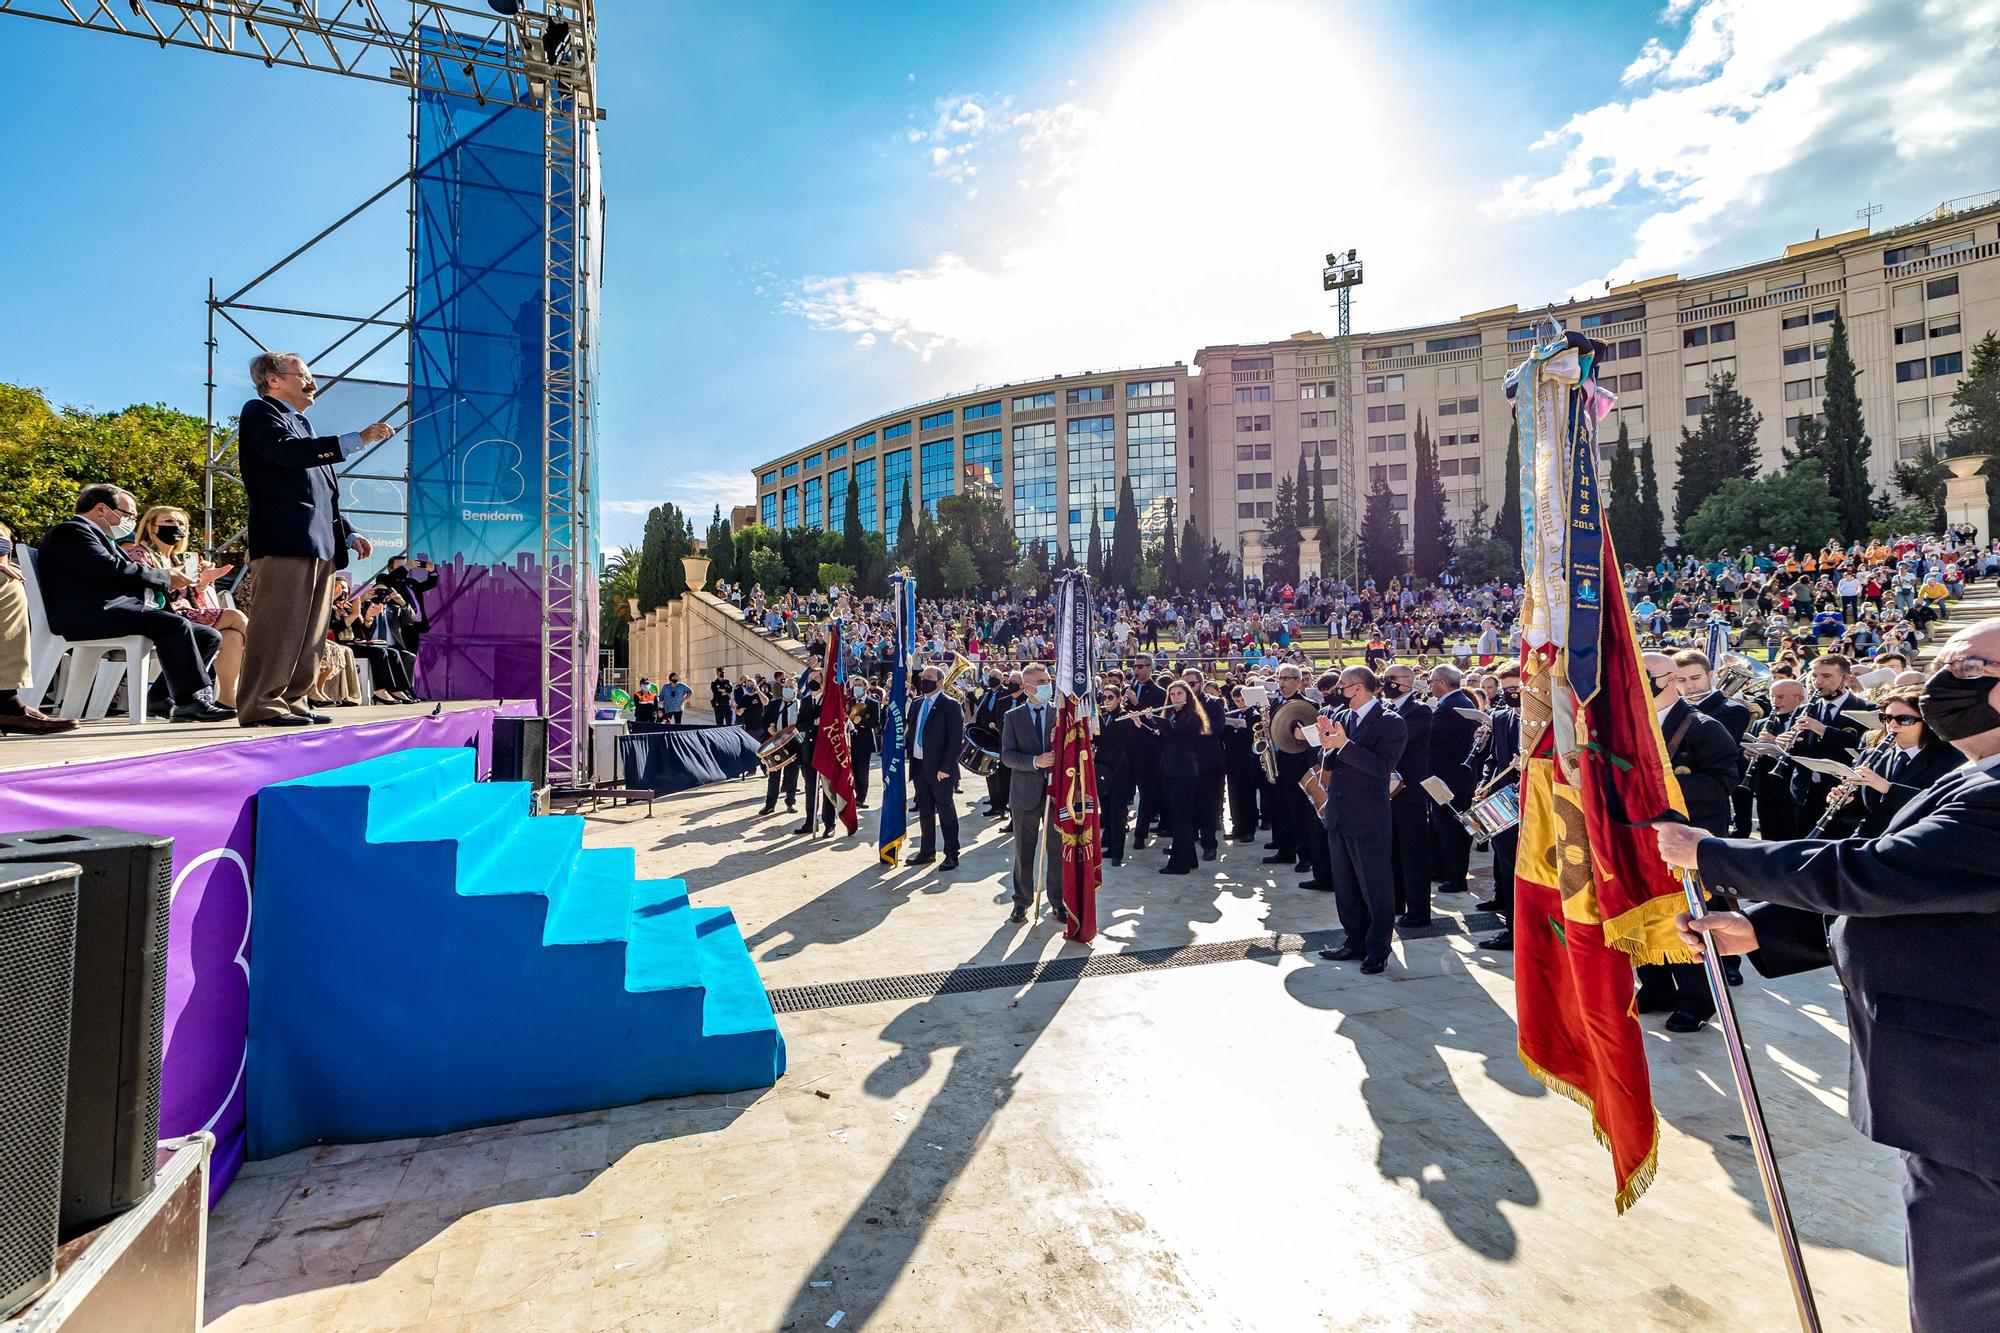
[598,545,642,654]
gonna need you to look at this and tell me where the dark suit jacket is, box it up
[1318,701,1407,838]
[1428,688,1481,801]
[906,690,964,783]
[1471,705,1521,788]
[34,517,173,638]
[1787,692,1872,806]
[1660,698,1741,836]
[237,395,358,561]
[1693,691,1753,744]
[1000,701,1060,810]
[1698,760,2000,1178]
[1386,692,1432,800]
[1855,743,1963,838]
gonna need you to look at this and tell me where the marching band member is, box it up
[757,673,801,816]
[1156,680,1210,875]
[971,668,1015,819]
[1425,664,1482,897]
[1381,663,1435,928]
[1220,681,1263,844]
[1182,667,1227,862]
[1126,654,1169,847]
[905,663,964,870]
[1467,662,1522,951]
[1094,683,1137,867]
[1746,677,1806,840]
[1310,666,1407,974]
[793,678,838,838]
[1786,653,1871,829]
[849,683,881,809]
[1827,689,1962,839]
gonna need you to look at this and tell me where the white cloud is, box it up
[601,469,749,522]
[601,499,657,514]
[787,1,1464,372]
[1491,0,2000,291]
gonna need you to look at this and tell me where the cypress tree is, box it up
[1410,412,1449,579]
[1086,512,1104,579]
[893,480,916,561]
[841,470,865,570]
[637,505,669,610]
[1818,310,1873,543]
[705,506,734,588]
[1107,476,1141,591]
[1265,472,1300,584]
[1675,371,1761,532]
[1605,420,1640,561]
[1359,480,1404,587]
[1179,515,1204,594]
[1635,436,1666,567]
[1493,417,1522,557]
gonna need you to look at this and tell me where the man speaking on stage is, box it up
[1654,618,2000,1333]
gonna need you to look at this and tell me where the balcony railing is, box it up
[1884,240,1999,280]
[1672,276,1846,324]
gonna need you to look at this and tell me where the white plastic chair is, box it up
[19,547,156,725]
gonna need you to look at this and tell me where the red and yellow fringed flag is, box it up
[1051,570,1102,942]
[810,621,861,835]
[1507,329,1695,1212]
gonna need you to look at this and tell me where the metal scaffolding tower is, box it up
[5,0,602,779]
[1322,249,1364,588]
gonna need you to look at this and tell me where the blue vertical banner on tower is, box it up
[878,572,915,865]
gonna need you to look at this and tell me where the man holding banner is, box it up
[878,572,915,866]
[804,621,860,838]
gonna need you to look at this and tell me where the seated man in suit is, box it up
[0,516,78,734]
[1660,619,2000,1333]
[905,663,964,870]
[1311,666,1408,975]
[35,485,233,722]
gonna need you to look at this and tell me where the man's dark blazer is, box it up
[1854,743,1964,838]
[1317,702,1407,838]
[1659,698,1742,836]
[905,689,964,781]
[237,395,357,561]
[1698,759,2000,1179]
[1471,704,1521,786]
[1787,690,1873,807]
[1427,687,1481,802]
[1386,691,1432,799]
[34,517,172,637]
[1693,690,1753,744]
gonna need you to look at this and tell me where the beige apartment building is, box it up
[754,193,2000,573]
[1195,194,2000,569]
[752,363,1192,556]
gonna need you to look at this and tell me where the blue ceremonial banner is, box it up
[878,572,915,865]
[1563,351,1606,708]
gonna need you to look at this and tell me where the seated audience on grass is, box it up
[121,505,249,708]
[35,484,232,722]
[0,516,78,735]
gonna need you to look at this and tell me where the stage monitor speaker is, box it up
[0,828,170,1241]
[493,715,550,794]
[0,861,79,1319]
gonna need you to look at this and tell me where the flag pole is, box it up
[1675,867,1824,1333]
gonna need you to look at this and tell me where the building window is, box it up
[1931,315,1962,339]
[1708,321,1734,343]
[1814,341,1829,360]
[1781,310,1809,330]
[1784,414,1818,440]
[1896,359,1926,383]
[854,457,877,531]
[782,486,799,529]
[828,443,847,462]
[1363,342,1413,359]
[1301,412,1320,428]
[1011,422,1058,550]
[827,468,848,528]
[1683,327,1708,349]
[1617,372,1643,392]
[1884,243,1927,266]
[1580,305,1645,329]
[1927,275,1960,300]
[1440,458,1459,477]
[1784,379,1814,401]
[1368,435,1387,453]
[1235,414,1272,432]
[802,477,823,529]
[961,429,1004,502]
[802,452,822,470]
[882,448,913,541]
[1391,493,1409,510]
[1811,305,1837,324]
[1065,384,1112,404]
[1426,333,1481,353]
[1508,324,1537,342]
[761,494,778,527]
[1126,410,1178,533]
[1236,472,1275,490]
[884,421,911,440]
[1897,399,1929,425]
[1237,502,1257,519]
[782,461,799,477]
[1234,385,1272,403]
[920,439,955,512]
[1126,379,1175,400]
[1686,395,1710,416]
[920,410,953,431]
[965,400,1002,420]
[1065,415,1117,550]
[1932,352,1965,377]
[1300,384,1320,399]
[1436,400,1456,417]
[1012,392,1055,412]
[1387,434,1407,451]
[1230,356,1273,372]
[853,431,875,450]
[760,470,777,487]
[1782,345,1811,366]
[1895,322,1926,346]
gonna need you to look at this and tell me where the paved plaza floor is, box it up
[206,778,1910,1331]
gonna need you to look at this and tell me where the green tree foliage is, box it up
[817,561,856,590]
[1026,538,1051,577]
[1263,471,1300,584]
[1892,438,1949,530]
[1492,416,1522,557]
[841,469,866,571]
[778,524,818,592]
[1359,480,1404,586]
[597,545,640,659]
[934,492,1013,591]
[1811,310,1874,543]
[853,531,890,596]
[1945,330,2000,533]
[1679,459,1838,555]
[1410,413,1450,579]
[703,505,734,589]
[1178,515,1204,594]
[1634,436,1667,567]
[1454,535,1518,586]
[909,507,945,592]
[1157,496,1178,592]
[1106,476,1141,591]
[1675,371,1761,532]
[0,383,248,548]
[1086,511,1104,579]
[748,546,786,594]
[941,544,978,595]
[1309,453,1325,528]
[637,506,670,610]
[1605,420,1641,562]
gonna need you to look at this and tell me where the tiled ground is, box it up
[206,778,1908,1332]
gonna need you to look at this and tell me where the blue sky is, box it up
[4,0,1997,551]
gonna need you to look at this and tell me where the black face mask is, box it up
[916,678,938,694]
[1920,668,2000,742]
[1502,689,1522,707]
[156,525,186,545]
[1382,681,1406,698]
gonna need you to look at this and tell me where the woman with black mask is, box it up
[1094,686,1135,866]
[1156,681,1209,874]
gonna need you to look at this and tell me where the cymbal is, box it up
[1270,698,1321,754]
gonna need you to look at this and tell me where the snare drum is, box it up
[958,738,1002,777]
[1465,786,1521,840]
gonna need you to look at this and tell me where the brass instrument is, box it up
[1714,651,1773,721]
[939,651,980,707]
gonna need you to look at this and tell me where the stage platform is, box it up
[0,700,510,774]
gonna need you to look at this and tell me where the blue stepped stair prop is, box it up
[247,746,784,1157]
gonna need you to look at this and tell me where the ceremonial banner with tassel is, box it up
[878,572,915,865]
[811,620,860,835]
[1051,570,1102,941]
[1508,328,1695,1213]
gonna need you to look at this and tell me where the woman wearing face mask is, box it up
[1093,684,1137,866]
[1155,681,1209,874]
[123,506,250,708]
[1824,689,1963,838]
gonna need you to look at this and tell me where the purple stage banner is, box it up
[0,705,527,1201]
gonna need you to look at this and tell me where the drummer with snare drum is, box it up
[970,668,1019,823]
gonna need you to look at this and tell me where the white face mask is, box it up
[110,516,136,541]
[1033,683,1054,704]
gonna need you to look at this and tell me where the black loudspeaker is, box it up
[0,828,169,1240]
[493,715,550,792]
[0,861,80,1319]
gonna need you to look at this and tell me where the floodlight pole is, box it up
[1322,250,1364,590]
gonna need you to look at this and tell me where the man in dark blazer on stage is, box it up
[232,352,392,727]
[1425,664,1482,896]
[1311,666,1407,974]
[905,662,963,869]
[1660,618,2000,1333]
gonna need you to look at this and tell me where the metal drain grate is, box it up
[765,913,1503,1013]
